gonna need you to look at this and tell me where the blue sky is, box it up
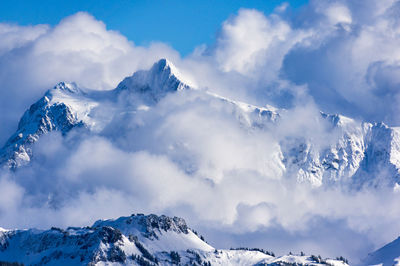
[0,0,308,55]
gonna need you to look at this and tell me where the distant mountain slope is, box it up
[1,58,400,188]
[0,213,348,266]
[362,236,400,266]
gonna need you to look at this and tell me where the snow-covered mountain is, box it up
[0,59,195,169]
[1,58,400,189]
[0,213,348,266]
[281,115,400,188]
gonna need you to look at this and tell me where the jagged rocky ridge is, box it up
[0,213,348,266]
[1,58,400,188]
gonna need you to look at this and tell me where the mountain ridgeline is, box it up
[1,58,400,189]
[0,213,348,266]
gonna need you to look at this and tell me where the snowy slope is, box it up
[1,58,400,188]
[0,213,348,266]
[0,82,84,168]
[361,236,400,266]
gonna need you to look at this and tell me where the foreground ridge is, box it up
[0,213,348,266]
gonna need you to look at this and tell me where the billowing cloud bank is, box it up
[1,0,400,263]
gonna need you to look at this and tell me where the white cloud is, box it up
[281,0,400,124]
[0,23,48,55]
[320,2,352,25]
[213,9,298,78]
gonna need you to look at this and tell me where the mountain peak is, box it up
[92,213,189,239]
[151,58,190,82]
[153,58,173,71]
[115,58,195,102]
[44,82,82,103]
[52,82,80,94]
